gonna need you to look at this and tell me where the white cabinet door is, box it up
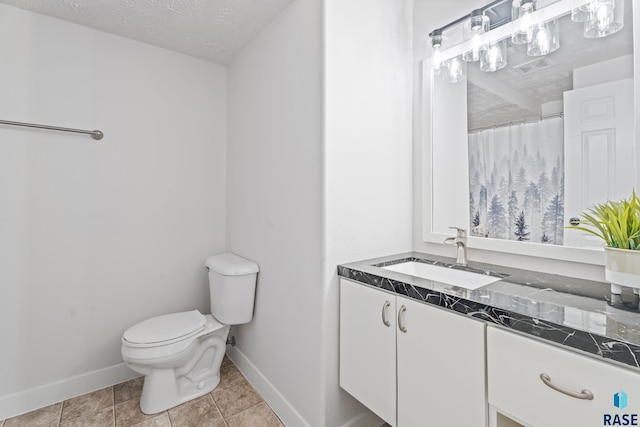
[488,326,640,427]
[340,279,397,425]
[397,297,486,427]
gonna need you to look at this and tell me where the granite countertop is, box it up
[338,251,640,371]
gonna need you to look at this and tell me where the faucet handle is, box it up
[449,227,467,238]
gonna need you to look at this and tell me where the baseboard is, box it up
[226,347,311,427]
[0,363,138,420]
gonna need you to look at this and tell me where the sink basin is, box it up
[381,261,502,290]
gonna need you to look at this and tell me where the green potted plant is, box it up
[567,191,640,294]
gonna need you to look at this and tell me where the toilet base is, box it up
[129,322,230,414]
[139,367,222,414]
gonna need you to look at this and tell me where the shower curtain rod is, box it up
[0,119,104,140]
[469,112,563,134]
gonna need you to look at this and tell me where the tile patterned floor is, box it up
[1,357,283,427]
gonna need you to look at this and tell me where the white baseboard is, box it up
[0,363,138,420]
[226,347,311,427]
[226,348,385,427]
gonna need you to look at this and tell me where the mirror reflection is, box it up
[431,0,634,250]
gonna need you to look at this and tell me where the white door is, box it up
[339,279,397,425]
[397,297,487,427]
[564,78,635,248]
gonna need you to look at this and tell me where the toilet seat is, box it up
[123,310,206,348]
[122,312,228,364]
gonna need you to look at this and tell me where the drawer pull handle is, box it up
[539,373,594,400]
[398,305,407,333]
[382,301,391,327]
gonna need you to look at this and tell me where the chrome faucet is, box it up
[444,227,468,266]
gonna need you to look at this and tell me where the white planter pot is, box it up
[604,247,640,294]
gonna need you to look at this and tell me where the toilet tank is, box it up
[205,253,259,325]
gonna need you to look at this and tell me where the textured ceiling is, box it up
[0,0,293,64]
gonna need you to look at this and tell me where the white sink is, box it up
[381,261,502,290]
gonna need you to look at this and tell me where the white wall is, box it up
[0,5,227,419]
[226,0,413,426]
[412,1,605,281]
[573,54,634,89]
[323,0,414,425]
[226,0,325,425]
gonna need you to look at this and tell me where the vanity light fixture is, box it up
[428,0,624,82]
[512,0,535,44]
[463,9,490,62]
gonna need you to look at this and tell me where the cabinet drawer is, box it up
[487,326,640,427]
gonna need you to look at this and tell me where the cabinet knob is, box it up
[398,305,407,333]
[382,301,391,327]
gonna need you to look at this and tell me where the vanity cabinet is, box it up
[487,326,640,427]
[340,278,486,426]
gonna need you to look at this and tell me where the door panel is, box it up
[564,78,635,247]
[340,279,396,425]
[397,297,486,427]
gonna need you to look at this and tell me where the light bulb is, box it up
[433,48,443,75]
[472,33,482,56]
[528,20,560,56]
[594,0,614,30]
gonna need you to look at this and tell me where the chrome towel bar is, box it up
[0,118,104,140]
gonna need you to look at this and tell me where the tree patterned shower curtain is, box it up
[468,116,565,244]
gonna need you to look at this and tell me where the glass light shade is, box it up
[512,0,536,45]
[433,47,443,75]
[445,56,466,83]
[527,19,560,56]
[572,0,595,22]
[480,39,508,72]
[584,0,624,38]
[463,11,489,62]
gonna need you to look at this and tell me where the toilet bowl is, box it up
[121,253,259,414]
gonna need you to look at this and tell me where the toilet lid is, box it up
[123,310,206,345]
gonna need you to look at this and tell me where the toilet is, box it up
[121,252,259,414]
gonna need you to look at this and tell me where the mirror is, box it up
[425,0,638,264]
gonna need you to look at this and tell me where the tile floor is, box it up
[1,357,283,427]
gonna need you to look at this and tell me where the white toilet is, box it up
[121,253,259,414]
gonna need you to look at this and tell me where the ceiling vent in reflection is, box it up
[513,57,553,75]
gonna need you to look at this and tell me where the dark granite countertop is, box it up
[338,251,640,371]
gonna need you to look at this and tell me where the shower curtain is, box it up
[468,116,564,244]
